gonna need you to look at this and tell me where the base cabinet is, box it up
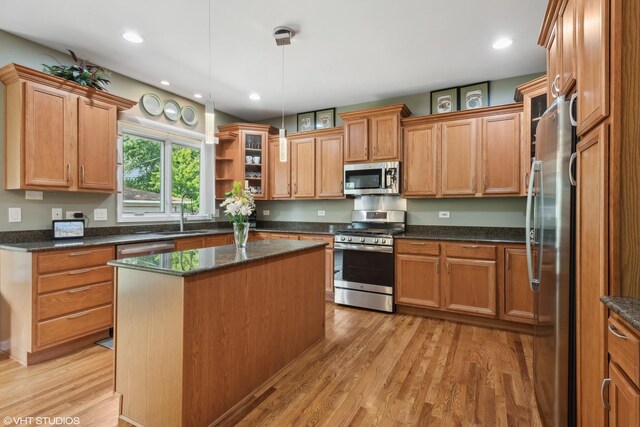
[502,248,535,324]
[444,258,496,317]
[396,254,440,308]
[608,362,640,427]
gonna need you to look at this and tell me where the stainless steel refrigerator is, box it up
[526,95,577,427]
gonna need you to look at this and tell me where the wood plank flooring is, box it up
[0,303,541,426]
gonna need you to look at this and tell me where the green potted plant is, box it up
[42,50,111,91]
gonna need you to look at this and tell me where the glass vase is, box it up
[233,222,250,248]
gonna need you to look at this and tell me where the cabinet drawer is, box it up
[37,265,113,294]
[204,234,232,247]
[444,243,496,260]
[37,246,115,274]
[396,240,440,256]
[608,316,640,387]
[176,237,204,251]
[269,233,300,240]
[300,234,334,249]
[37,282,113,321]
[36,304,113,349]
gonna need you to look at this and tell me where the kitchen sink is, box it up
[155,229,213,235]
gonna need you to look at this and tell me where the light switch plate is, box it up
[318,210,326,217]
[25,191,43,200]
[439,211,451,219]
[8,208,21,223]
[52,208,62,220]
[214,209,220,217]
[94,208,108,221]
[263,210,270,216]
[66,211,81,219]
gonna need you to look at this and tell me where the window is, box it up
[118,124,210,222]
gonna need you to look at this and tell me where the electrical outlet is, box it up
[94,209,108,221]
[318,210,326,217]
[52,208,62,220]
[263,210,270,216]
[66,211,81,219]
[8,208,22,223]
[214,209,220,217]
[439,211,451,219]
[25,191,43,200]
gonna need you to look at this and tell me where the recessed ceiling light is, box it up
[249,93,262,101]
[122,32,144,44]
[194,93,203,99]
[492,37,513,49]
[160,80,170,86]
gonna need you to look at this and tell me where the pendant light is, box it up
[205,0,218,144]
[273,27,294,161]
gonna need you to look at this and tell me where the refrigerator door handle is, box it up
[526,161,542,292]
[569,93,578,126]
[569,152,577,186]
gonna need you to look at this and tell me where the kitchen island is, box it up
[108,240,327,427]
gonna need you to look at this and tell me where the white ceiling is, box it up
[0,0,547,121]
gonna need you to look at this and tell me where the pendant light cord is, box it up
[281,44,285,130]
[208,0,212,101]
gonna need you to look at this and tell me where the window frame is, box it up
[117,121,212,223]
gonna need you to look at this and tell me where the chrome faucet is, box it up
[180,193,194,232]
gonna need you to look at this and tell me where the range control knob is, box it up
[347,237,352,242]
[340,236,345,241]
[381,239,387,244]
[360,238,365,243]
[374,238,380,243]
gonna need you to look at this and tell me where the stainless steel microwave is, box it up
[343,162,400,195]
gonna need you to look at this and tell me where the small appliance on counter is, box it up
[249,211,257,228]
[333,209,406,312]
[52,219,85,239]
[343,162,400,196]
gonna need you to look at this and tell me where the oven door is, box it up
[333,243,394,294]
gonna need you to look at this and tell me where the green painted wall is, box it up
[0,30,242,231]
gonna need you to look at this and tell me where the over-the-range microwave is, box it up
[343,162,400,196]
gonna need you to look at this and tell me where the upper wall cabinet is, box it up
[340,104,411,163]
[215,123,278,200]
[0,64,136,193]
[401,104,524,199]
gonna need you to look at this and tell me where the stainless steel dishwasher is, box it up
[116,240,176,259]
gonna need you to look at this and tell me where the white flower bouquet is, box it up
[220,181,255,224]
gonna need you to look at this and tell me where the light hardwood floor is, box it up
[0,304,541,426]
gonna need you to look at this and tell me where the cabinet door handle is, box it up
[67,268,92,275]
[365,146,368,158]
[67,286,92,294]
[69,251,94,257]
[601,378,611,409]
[472,176,476,191]
[551,75,560,98]
[66,164,71,184]
[483,175,487,191]
[507,252,511,270]
[80,165,85,184]
[66,310,91,319]
[436,263,440,275]
[608,324,628,340]
[447,263,451,274]
[294,183,297,194]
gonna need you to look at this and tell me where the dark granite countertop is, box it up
[601,296,640,333]
[107,240,327,277]
[397,226,526,244]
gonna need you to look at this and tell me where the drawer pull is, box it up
[608,324,628,340]
[409,242,427,246]
[69,251,94,257]
[67,286,91,294]
[66,310,91,319]
[67,268,92,275]
[462,245,480,249]
[601,378,610,409]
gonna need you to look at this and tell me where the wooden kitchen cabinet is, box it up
[268,137,291,199]
[575,0,610,135]
[444,257,497,317]
[502,248,535,324]
[547,28,560,104]
[291,137,316,198]
[300,234,335,294]
[340,104,411,163]
[0,64,135,193]
[608,362,640,427]
[559,0,577,94]
[440,118,478,196]
[481,112,521,195]
[175,234,233,250]
[576,122,609,427]
[316,132,344,198]
[402,123,439,197]
[396,254,441,309]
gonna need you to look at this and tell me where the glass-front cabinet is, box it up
[215,123,277,200]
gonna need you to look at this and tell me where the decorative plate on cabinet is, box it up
[163,100,181,121]
[141,93,163,116]
[181,105,198,126]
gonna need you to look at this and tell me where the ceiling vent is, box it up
[273,26,294,46]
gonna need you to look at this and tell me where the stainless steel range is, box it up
[333,209,406,313]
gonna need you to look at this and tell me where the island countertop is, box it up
[107,239,327,277]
